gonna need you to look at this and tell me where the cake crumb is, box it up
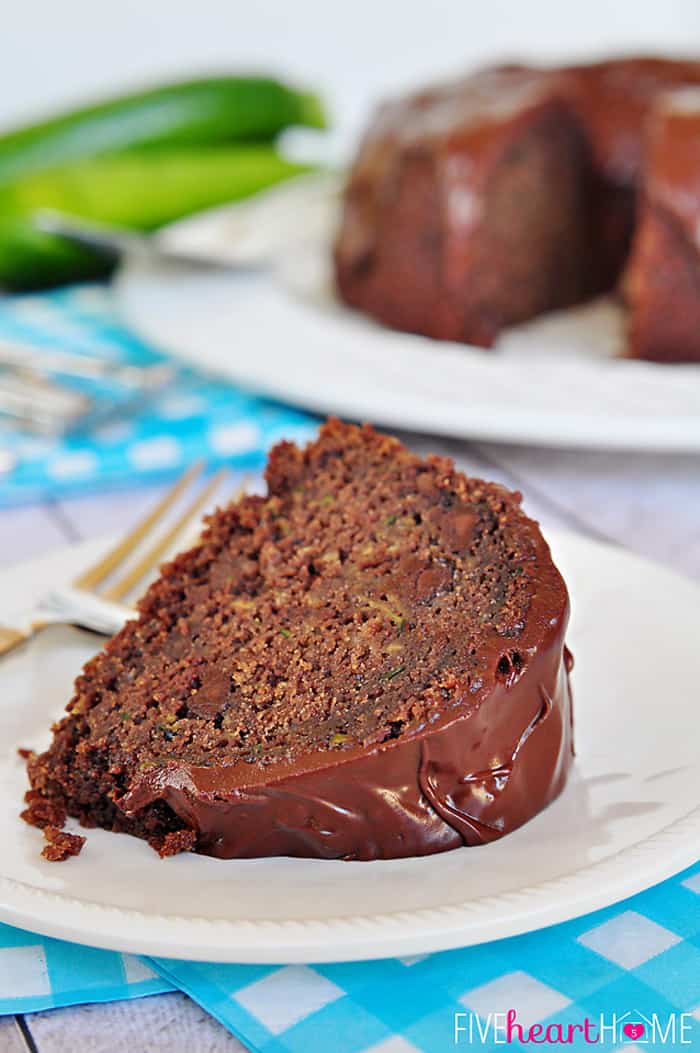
[154,828,197,857]
[41,826,85,862]
[21,790,66,830]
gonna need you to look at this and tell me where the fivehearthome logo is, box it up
[454,1009,696,1045]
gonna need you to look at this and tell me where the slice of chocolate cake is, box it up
[25,420,573,861]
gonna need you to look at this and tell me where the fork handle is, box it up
[0,619,47,656]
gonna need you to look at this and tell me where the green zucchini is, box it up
[0,76,326,186]
[0,146,313,290]
[0,215,110,290]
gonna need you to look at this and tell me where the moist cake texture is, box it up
[335,56,700,361]
[25,420,573,860]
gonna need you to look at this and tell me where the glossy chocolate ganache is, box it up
[24,420,574,861]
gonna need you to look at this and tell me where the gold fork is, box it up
[0,462,234,658]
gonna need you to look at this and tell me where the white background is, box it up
[3,0,700,154]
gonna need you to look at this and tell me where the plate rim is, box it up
[0,805,698,963]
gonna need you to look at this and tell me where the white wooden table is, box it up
[0,433,697,1051]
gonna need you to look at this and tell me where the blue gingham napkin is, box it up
[1,860,698,1051]
[146,861,700,1052]
[0,922,172,1014]
[0,285,318,506]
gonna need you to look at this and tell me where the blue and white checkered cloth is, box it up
[0,285,317,506]
[0,923,172,1014]
[1,861,698,1050]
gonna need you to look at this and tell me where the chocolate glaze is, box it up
[554,58,700,186]
[640,88,700,248]
[119,538,573,861]
[620,85,700,363]
[336,67,561,279]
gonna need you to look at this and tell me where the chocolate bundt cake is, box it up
[25,421,573,861]
[335,56,700,362]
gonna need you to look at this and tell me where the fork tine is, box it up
[73,462,204,591]
[101,468,229,602]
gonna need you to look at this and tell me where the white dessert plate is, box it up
[115,172,700,452]
[0,529,699,963]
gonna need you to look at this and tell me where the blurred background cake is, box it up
[335,56,700,361]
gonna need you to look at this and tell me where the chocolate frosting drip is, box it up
[119,580,573,861]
